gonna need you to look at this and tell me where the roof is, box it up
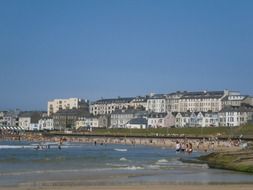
[111,109,147,116]
[148,94,166,99]
[221,95,248,101]
[131,96,147,102]
[180,91,224,100]
[148,112,168,118]
[92,97,134,105]
[19,111,45,123]
[128,118,147,125]
[220,105,253,113]
[176,112,192,117]
[53,109,90,117]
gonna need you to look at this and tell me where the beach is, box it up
[2,184,253,190]
[2,132,244,153]
[1,134,253,190]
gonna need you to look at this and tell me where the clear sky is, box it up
[0,0,252,110]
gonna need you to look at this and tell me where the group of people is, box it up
[176,140,193,154]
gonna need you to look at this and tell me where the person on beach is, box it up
[185,143,189,153]
[188,143,193,154]
[176,140,181,152]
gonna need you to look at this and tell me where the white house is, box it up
[146,94,167,113]
[175,112,191,128]
[75,116,99,130]
[18,117,31,130]
[110,109,147,128]
[219,106,253,127]
[147,112,173,128]
[126,118,147,129]
[18,112,43,131]
[38,117,54,130]
[196,112,219,127]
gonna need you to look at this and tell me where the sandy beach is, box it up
[3,132,244,153]
[2,184,253,190]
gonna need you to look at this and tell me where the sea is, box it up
[0,140,253,187]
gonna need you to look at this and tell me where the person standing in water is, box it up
[188,143,193,154]
[176,140,181,152]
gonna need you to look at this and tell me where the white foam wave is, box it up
[146,165,160,169]
[0,145,35,149]
[156,159,168,163]
[122,166,143,170]
[114,148,127,152]
[119,157,128,161]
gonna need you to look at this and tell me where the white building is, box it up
[147,112,174,128]
[221,95,253,108]
[0,111,19,127]
[177,90,229,113]
[18,112,43,131]
[166,92,185,112]
[175,112,191,128]
[75,116,99,130]
[130,96,147,110]
[90,97,134,116]
[48,98,88,116]
[146,94,167,113]
[219,106,253,127]
[18,117,31,130]
[196,112,219,127]
[110,109,147,128]
[38,117,54,130]
[126,118,147,129]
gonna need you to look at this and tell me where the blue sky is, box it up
[0,0,253,110]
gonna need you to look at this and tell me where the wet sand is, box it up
[2,184,253,190]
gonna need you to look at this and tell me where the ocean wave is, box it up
[0,168,112,177]
[121,166,143,170]
[0,145,35,149]
[146,164,160,169]
[156,159,168,164]
[114,148,127,152]
[119,157,128,161]
[106,163,128,168]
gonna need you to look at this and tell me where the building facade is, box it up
[219,106,253,127]
[53,109,90,130]
[175,112,192,128]
[18,112,44,131]
[147,112,173,128]
[38,117,54,130]
[75,116,99,130]
[146,94,167,113]
[177,90,228,113]
[129,96,147,110]
[48,98,88,116]
[110,109,147,128]
[90,97,134,116]
[0,110,19,127]
[126,118,147,129]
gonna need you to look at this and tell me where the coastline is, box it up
[2,184,253,190]
[1,133,253,180]
[1,132,244,153]
[198,150,253,173]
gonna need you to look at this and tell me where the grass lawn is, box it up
[89,124,253,138]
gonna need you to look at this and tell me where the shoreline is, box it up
[2,183,253,190]
[0,133,245,153]
[1,133,253,175]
